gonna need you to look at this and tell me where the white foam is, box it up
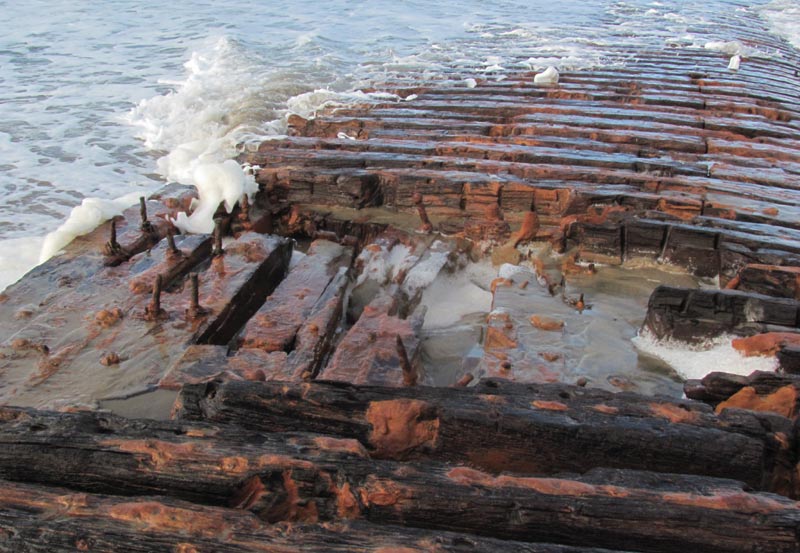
[704,40,743,56]
[0,236,45,293]
[39,192,144,263]
[126,37,273,235]
[632,330,778,381]
[760,0,800,49]
[533,66,559,85]
[464,78,477,88]
[287,89,401,120]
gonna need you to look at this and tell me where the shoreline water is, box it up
[2,0,798,292]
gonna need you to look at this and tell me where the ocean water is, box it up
[2,0,798,292]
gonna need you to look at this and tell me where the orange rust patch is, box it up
[447,467,598,496]
[365,399,439,458]
[529,315,564,332]
[531,400,568,411]
[230,475,266,510]
[591,404,619,415]
[108,502,228,537]
[175,544,199,553]
[336,482,361,518]
[184,428,218,438]
[649,403,699,424]
[490,277,513,293]
[102,439,198,469]
[219,456,249,474]
[539,351,561,362]
[273,470,318,523]
[483,326,517,350]
[362,478,406,507]
[479,394,507,404]
[94,308,123,328]
[0,407,29,422]
[312,436,368,457]
[716,385,797,419]
[662,490,794,514]
[732,332,800,357]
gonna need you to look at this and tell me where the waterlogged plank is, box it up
[238,239,351,353]
[0,480,631,553]
[0,233,211,408]
[175,379,793,493]
[0,406,797,552]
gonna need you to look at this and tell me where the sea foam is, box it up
[632,330,778,381]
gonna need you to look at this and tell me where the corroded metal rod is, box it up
[165,228,179,255]
[146,275,163,320]
[412,192,433,233]
[212,219,224,257]
[396,335,416,386]
[139,197,155,234]
[104,218,122,256]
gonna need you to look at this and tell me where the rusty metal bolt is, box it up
[139,197,155,234]
[212,219,224,257]
[412,192,433,233]
[104,218,122,256]
[187,273,207,320]
[145,275,164,320]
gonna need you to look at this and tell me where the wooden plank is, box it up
[175,379,793,494]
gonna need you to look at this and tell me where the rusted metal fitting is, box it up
[412,192,433,234]
[139,197,155,234]
[212,219,224,257]
[145,274,165,320]
[104,218,123,256]
[186,272,207,320]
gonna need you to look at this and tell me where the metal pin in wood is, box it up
[212,219,224,257]
[104,218,122,256]
[412,192,433,234]
[139,197,155,234]
[146,274,164,320]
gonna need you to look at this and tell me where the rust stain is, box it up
[230,475,266,510]
[311,436,368,457]
[446,467,598,496]
[529,315,564,332]
[362,478,406,507]
[365,399,439,458]
[94,307,123,328]
[591,404,619,415]
[649,402,699,424]
[174,544,199,553]
[479,394,507,404]
[531,400,568,411]
[108,502,228,537]
[102,439,198,469]
[281,470,319,523]
[662,490,795,514]
[219,456,250,474]
[336,481,361,518]
[716,385,797,419]
[732,333,800,357]
[483,326,517,350]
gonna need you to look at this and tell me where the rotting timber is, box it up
[3,17,800,553]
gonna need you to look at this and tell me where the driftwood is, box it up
[0,480,611,553]
[0,406,798,552]
[175,379,793,494]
